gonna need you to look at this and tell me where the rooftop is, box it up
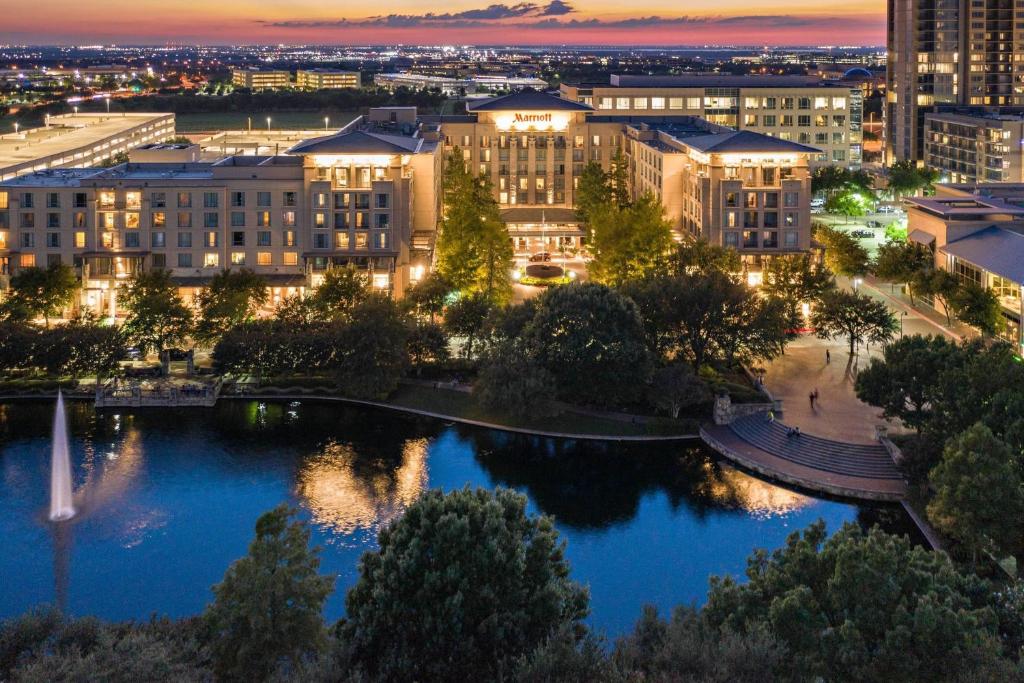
[287,129,425,155]
[0,113,173,177]
[941,225,1024,283]
[904,195,1024,218]
[467,89,593,112]
[604,74,843,89]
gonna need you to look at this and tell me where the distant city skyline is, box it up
[6,1,885,47]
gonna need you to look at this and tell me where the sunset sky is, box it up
[4,1,885,46]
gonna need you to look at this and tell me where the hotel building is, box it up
[0,113,175,181]
[904,184,1024,349]
[231,69,291,90]
[433,90,818,260]
[887,0,1024,162]
[0,108,441,314]
[923,110,1024,183]
[559,75,862,168]
[374,72,548,95]
[296,69,361,90]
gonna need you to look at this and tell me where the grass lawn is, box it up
[174,111,360,133]
[387,384,699,437]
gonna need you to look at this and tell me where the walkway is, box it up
[702,414,907,501]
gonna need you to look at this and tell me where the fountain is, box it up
[49,391,75,522]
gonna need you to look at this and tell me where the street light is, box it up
[900,311,908,338]
[324,116,329,131]
[266,116,271,131]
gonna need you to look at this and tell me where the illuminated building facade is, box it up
[0,108,441,313]
[296,69,361,90]
[231,69,291,90]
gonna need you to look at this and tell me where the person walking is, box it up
[825,349,831,364]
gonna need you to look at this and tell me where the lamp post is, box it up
[104,96,110,114]
[266,116,271,131]
[324,116,329,131]
[72,106,78,117]
[900,311,907,338]
[13,122,18,135]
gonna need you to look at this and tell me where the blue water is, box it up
[0,399,916,637]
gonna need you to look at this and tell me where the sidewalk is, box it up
[858,276,974,342]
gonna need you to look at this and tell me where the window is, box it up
[256,211,271,227]
[177,253,192,268]
[762,231,779,248]
[204,213,218,228]
[724,231,739,248]
[814,96,828,109]
[313,233,329,249]
[784,191,800,207]
[153,212,166,228]
[283,230,296,247]
[151,232,165,248]
[177,212,192,228]
[744,193,758,208]
[257,252,272,266]
[20,233,36,248]
[99,213,114,230]
[124,232,140,248]
[125,213,140,229]
[282,211,296,227]
[96,192,111,209]
[314,192,327,208]
[256,192,271,207]
[177,192,191,208]
[334,212,349,229]
[725,192,738,207]
[151,192,166,208]
[257,231,271,246]
[152,254,166,268]
[651,97,665,110]
[687,97,701,109]
[375,193,389,208]
[283,192,297,207]
[798,115,811,127]
[355,233,368,249]
[74,231,86,248]
[230,191,245,207]
[74,212,86,228]
[763,115,777,127]
[283,252,298,266]
[47,232,60,248]
[231,231,245,247]
[47,213,60,228]
[204,253,219,268]
[230,252,245,266]
[46,254,61,267]
[46,193,60,208]
[126,192,141,210]
[374,232,388,249]
[668,97,684,109]
[616,97,630,109]
[633,97,648,110]
[21,213,35,229]
[784,212,798,227]
[315,212,326,228]
[598,97,612,109]
[335,231,350,249]
[784,231,799,248]
[742,230,758,248]
[203,192,218,208]
[744,211,759,228]
[19,254,35,268]
[375,214,390,229]
[798,97,811,110]
[73,193,87,208]
[177,232,192,248]
[205,231,219,248]
[231,211,245,227]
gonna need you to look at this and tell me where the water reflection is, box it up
[297,438,429,538]
[463,430,814,529]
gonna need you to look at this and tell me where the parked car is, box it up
[851,230,875,239]
[877,204,901,214]
[529,252,552,262]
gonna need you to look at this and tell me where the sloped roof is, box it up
[940,225,1024,283]
[677,129,820,154]
[467,89,593,112]
[287,129,423,155]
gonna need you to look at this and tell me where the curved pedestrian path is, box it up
[701,414,907,501]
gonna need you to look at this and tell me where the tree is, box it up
[761,254,835,315]
[701,521,1009,682]
[950,281,1005,336]
[670,239,741,278]
[0,321,37,375]
[574,161,611,225]
[587,192,673,287]
[523,283,652,407]
[403,272,452,322]
[623,273,788,370]
[333,297,409,399]
[435,149,513,301]
[309,266,368,321]
[928,423,1024,563]
[343,487,589,682]
[920,268,960,325]
[647,363,710,418]
[203,505,334,682]
[872,240,932,304]
[195,269,268,344]
[855,335,960,432]
[474,339,559,419]
[825,189,871,219]
[608,147,631,208]
[814,224,870,276]
[810,289,898,355]
[118,270,193,358]
[812,165,874,197]
[1,263,78,327]
[406,321,450,370]
[443,292,493,359]
[887,159,937,198]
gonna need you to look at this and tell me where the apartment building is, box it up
[923,110,1024,183]
[296,69,361,90]
[231,69,291,90]
[433,90,818,257]
[887,0,1024,162]
[0,109,442,315]
[560,75,862,168]
[904,183,1024,348]
[0,113,175,181]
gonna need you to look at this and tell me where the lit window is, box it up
[74,232,86,248]
[204,253,219,268]
[19,254,35,267]
[231,252,245,265]
[282,252,298,266]
[257,252,272,266]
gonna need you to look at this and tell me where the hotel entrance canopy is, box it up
[500,207,582,237]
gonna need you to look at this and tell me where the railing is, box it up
[94,378,222,408]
